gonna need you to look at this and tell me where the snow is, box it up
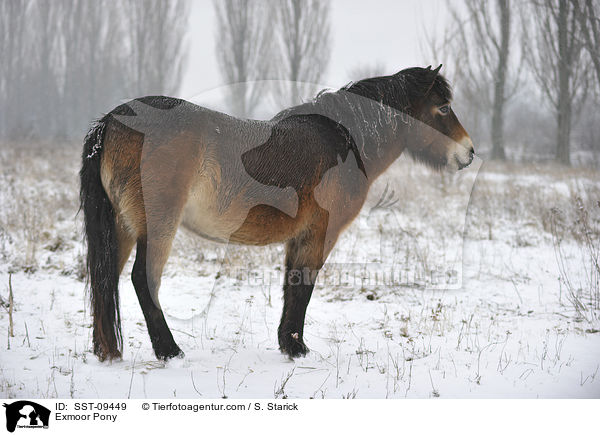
[1,145,599,398]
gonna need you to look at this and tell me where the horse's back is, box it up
[99,95,282,242]
[98,96,368,246]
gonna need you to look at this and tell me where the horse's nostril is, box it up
[468,149,475,161]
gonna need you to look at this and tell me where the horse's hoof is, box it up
[156,346,185,361]
[279,333,309,359]
[93,344,122,362]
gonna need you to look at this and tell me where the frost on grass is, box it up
[0,143,600,398]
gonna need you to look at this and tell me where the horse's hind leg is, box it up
[131,235,183,360]
[116,222,136,274]
[278,219,332,358]
[127,134,200,360]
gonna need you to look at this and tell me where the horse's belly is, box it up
[180,177,301,246]
[180,181,239,243]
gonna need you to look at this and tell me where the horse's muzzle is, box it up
[457,148,475,170]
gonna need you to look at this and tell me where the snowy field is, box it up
[1,142,600,398]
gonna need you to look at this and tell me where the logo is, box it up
[3,401,50,432]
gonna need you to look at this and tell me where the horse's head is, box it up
[397,65,474,171]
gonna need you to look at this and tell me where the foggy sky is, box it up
[180,0,449,99]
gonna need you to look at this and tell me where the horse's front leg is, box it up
[132,237,183,360]
[278,222,331,358]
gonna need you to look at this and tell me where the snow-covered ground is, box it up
[1,142,599,398]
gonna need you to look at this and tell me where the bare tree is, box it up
[214,0,274,117]
[573,0,600,88]
[419,11,463,82]
[59,0,128,136]
[0,0,31,138]
[450,0,521,160]
[30,0,63,136]
[124,0,190,97]
[525,0,589,165]
[419,8,485,144]
[347,62,387,82]
[273,0,331,107]
[0,0,190,141]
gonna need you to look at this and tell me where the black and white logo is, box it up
[3,401,50,433]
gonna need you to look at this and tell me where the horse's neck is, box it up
[358,125,408,183]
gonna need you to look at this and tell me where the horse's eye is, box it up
[438,105,450,115]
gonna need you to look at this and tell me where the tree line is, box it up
[427,0,600,165]
[0,0,598,166]
[0,0,188,140]
[0,0,331,141]
[213,0,330,117]
[217,0,600,165]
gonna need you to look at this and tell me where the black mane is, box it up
[342,67,451,112]
[272,67,452,157]
[274,67,452,119]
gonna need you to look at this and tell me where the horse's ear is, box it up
[425,65,443,96]
[426,65,432,70]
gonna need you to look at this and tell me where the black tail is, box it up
[79,118,122,361]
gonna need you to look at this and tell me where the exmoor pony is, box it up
[80,65,474,361]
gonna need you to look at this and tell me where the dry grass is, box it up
[0,140,599,307]
[2,141,600,399]
[551,196,600,321]
[0,141,82,275]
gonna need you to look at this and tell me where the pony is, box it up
[79,65,474,361]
